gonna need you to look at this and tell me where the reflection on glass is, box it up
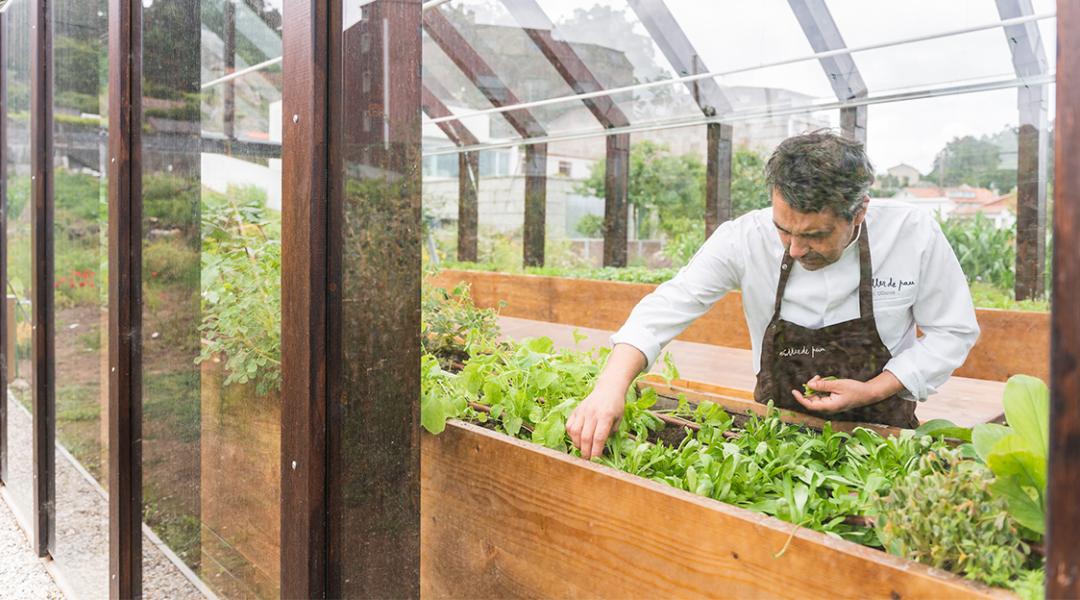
[866,89,1053,311]
[141,0,282,597]
[49,0,110,595]
[335,1,421,595]
[2,0,35,525]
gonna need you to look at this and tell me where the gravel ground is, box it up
[0,493,64,600]
[3,394,212,600]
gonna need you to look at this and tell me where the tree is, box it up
[928,134,1017,192]
[577,141,769,239]
[577,141,702,239]
[731,149,770,216]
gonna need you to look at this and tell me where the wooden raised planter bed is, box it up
[428,269,1050,383]
[421,420,1009,599]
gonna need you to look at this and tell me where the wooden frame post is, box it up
[107,0,144,595]
[222,0,236,141]
[603,134,629,267]
[628,0,735,235]
[424,8,548,269]
[280,0,330,597]
[420,78,481,263]
[706,123,733,235]
[30,0,56,559]
[524,143,547,267]
[1047,1,1080,596]
[458,150,479,262]
[996,0,1051,301]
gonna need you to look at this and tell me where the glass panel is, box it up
[49,0,109,595]
[866,87,1052,308]
[851,29,1018,95]
[826,0,1004,48]
[334,1,421,595]
[140,0,283,596]
[2,0,34,525]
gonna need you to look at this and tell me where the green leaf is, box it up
[534,370,558,390]
[972,423,1012,463]
[914,419,972,442]
[661,352,680,385]
[571,328,587,345]
[421,394,448,435]
[988,435,1047,492]
[1002,374,1049,458]
[524,336,554,354]
[504,415,523,436]
[990,477,1045,535]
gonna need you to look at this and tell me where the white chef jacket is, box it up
[610,199,980,401]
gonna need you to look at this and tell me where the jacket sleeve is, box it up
[610,218,746,369]
[883,218,981,401]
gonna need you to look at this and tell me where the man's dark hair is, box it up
[764,130,875,220]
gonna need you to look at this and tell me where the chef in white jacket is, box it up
[567,131,980,459]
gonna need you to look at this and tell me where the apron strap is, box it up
[771,222,872,321]
[857,224,874,319]
[772,253,796,318]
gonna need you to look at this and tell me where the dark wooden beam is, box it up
[30,0,56,559]
[627,0,734,234]
[420,79,479,146]
[500,0,630,269]
[603,134,629,267]
[1016,120,1048,299]
[1047,2,1080,596]
[997,0,1050,300]
[280,0,330,596]
[458,151,479,262]
[706,123,733,235]
[0,11,8,487]
[327,0,422,596]
[523,143,547,267]
[840,104,868,145]
[422,8,545,139]
[107,0,144,595]
[786,0,869,144]
[223,0,236,139]
[423,7,548,267]
[501,0,630,130]
[420,80,481,262]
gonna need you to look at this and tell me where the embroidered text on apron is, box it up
[753,225,919,429]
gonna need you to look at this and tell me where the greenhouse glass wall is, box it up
[0,0,1077,598]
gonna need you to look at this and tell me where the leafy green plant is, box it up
[971,375,1048,537]
[421,282,502,367]
[939,213,1016,290]
[197,186,282,395]
[873,450,1030,588]
[574,213,604,238]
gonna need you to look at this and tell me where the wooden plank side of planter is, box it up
[421,421,1008,600]
[428,270,1050,383]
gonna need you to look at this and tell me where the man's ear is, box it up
[852,196,870,227]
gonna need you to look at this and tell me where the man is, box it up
[567,131,980,459]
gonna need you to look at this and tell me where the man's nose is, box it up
[788,237,809,258]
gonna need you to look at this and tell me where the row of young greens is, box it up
[419,282,1047,597]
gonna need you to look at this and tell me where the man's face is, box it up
[771,189,866,271]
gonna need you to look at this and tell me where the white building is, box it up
[886,163,922,187]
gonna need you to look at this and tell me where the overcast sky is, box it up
[444,0,1058,174]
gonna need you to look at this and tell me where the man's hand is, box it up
[792,372,905,414]
[566,382,625,460]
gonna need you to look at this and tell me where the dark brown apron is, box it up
[753,226,919,428]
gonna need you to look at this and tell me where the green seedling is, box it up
[802,376,838,397]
